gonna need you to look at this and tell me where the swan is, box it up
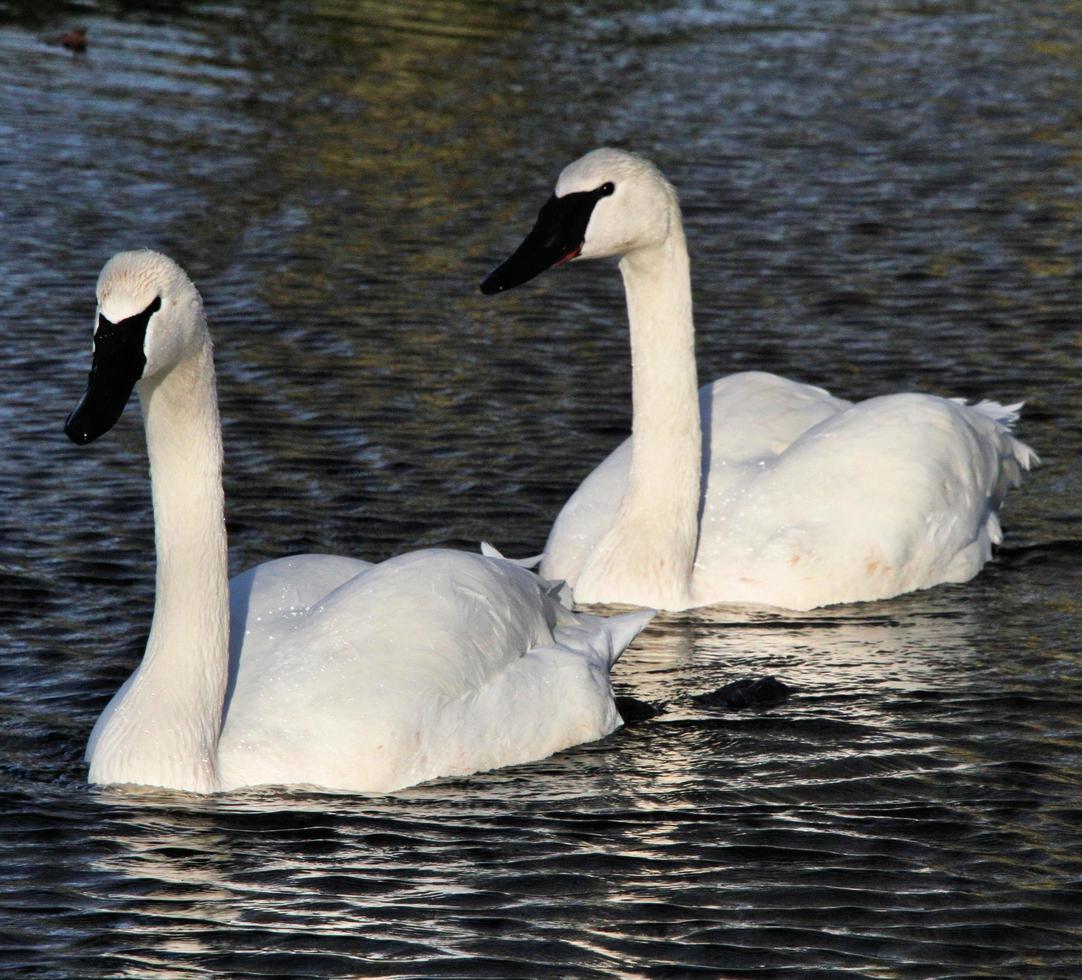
[64,249,652,795]
[480,148,1036,612]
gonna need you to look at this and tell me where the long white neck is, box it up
[577,218,701,607]
[87,341,228,793]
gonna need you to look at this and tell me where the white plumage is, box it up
[74,250,651,795]
[546,371,1035,610]
[484,149,1036,611]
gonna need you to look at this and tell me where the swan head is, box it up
[480,148,679,295]
[65,250,206,445]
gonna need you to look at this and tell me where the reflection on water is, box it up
[1,0,1081,975]
[14,587,1078,974]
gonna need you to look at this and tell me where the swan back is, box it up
[693,392,1035,609]
[217,549,651,793]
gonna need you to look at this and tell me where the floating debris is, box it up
[614,696,664,724]
[58,28,87,53]
[692,676,792,710]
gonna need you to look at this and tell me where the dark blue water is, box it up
[1,1,1080,975]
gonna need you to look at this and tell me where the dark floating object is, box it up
[693,676,792,710]
[58,28,87,53]
[615,696,664,725]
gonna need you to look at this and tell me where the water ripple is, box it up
[1,0,1081,975]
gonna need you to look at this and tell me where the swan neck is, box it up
[614,223,701,587]
[92,341,228,792]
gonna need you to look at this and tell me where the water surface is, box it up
[1,1,1080,975]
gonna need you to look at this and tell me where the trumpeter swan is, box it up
[65,249,651,794]
[481,148,1035,612]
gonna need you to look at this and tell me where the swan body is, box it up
[481,149,1036,611]
[68,250,651,794]
[541,372,1032,610]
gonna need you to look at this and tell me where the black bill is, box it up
[65,296,160,445]
[480,182,614,295]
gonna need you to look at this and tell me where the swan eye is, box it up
[600,182,615,196]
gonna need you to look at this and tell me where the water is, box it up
[1,0,1081,975]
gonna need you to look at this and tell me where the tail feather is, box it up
[552,607,654,670]
[480,541,544,568]
[543,577,574,608]
[967,398,1024,426]
[481,541,573,606]
[602,609,655,667]
[958,397,1024,426]
[963,399,1040,485]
